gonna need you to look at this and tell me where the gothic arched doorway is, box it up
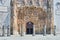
[26,21,33,34]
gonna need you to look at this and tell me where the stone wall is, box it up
[11,0,54,35]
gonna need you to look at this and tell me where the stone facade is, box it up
[0,0,11,36]
[10,0,54,36]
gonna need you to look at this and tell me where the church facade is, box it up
[10,0,54,36]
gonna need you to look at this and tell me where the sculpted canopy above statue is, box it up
[14,0,47,12]
[16,0,40,6]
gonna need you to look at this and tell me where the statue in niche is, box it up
[27,0,32,5]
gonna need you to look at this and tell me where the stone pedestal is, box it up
[4,28,7,36]
[13,30,19,35]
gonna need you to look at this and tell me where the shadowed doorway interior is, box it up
[26,21,33,34]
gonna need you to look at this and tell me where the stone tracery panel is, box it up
[17,7,47,21]
[17,6,48,34]
[11,0,53,35]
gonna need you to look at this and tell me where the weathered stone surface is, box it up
[10,0,54,35]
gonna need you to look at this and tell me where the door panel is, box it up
[26,21,33,34]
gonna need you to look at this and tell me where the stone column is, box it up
[20,24,21,35]
[0,25,3,36]
[4,25,7,36]
[32,25,35,36]
[53,25,56,36]
[13,1,18,35]
[21,24,24,36]
[43,25,46,36]
[2,25,4,36]
[7,25,10,36]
